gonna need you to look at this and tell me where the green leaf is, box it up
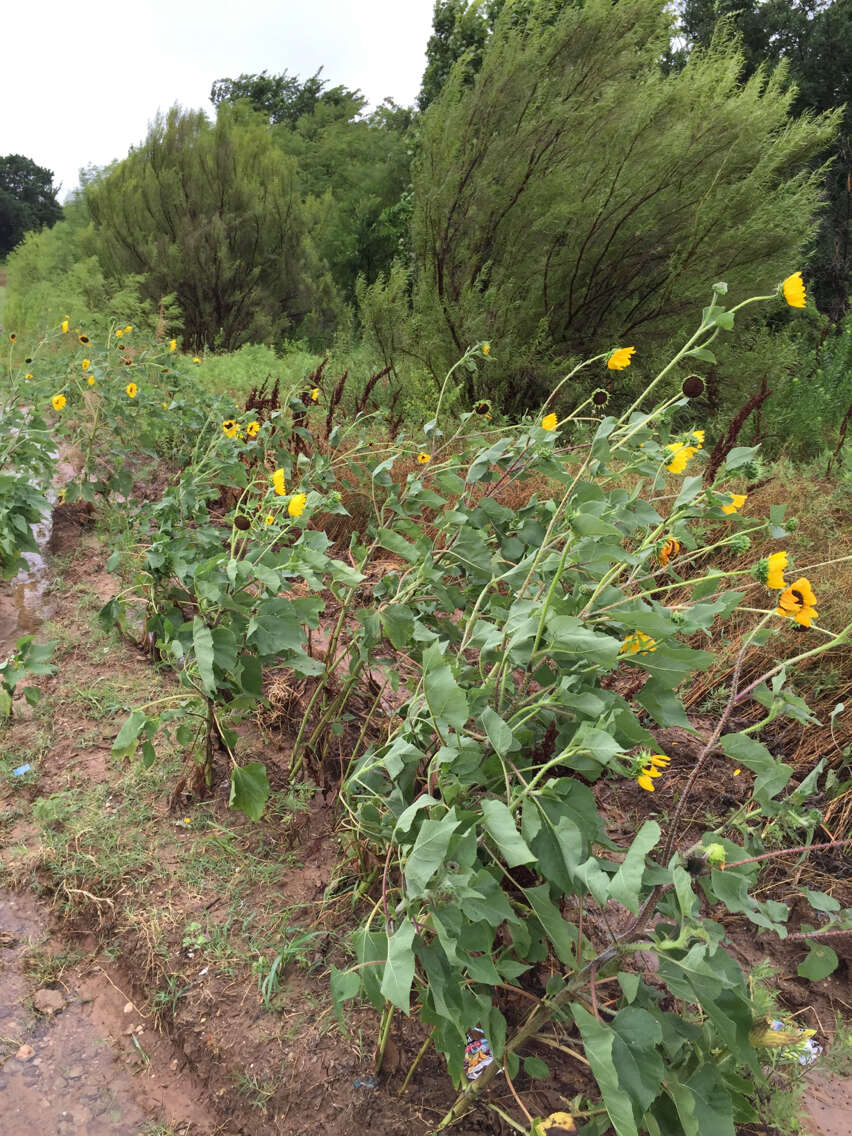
[685,1065,735,1136]
[523,1056,550,1079]
[192,617,217,696]
[572,1004,639,1136]
[636,681,691,728]
[405,813,461,897]
[330,966,360,1026]
[112,710,148,759]
[686,346,717,363]
[380,921,416,1013]
[480,707,516,755]
[524,884,577,965]
[724,446,759,470]
[228,762,270,821]
[423,644,468,729]
[718,733,792,804]
[376,527,421,563]
[805,889,841,914]
[481,799,536,867]
[797,941,839,981]
[609,821,661,914]
[674,476,704,508]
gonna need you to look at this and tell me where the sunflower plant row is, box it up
[324,276,850,1134]
[3,276,850,1134]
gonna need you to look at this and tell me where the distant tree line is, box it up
[4,0,849,410]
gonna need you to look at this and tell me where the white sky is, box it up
[4,0,436,201]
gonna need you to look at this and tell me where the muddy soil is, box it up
[0,889,217,1134]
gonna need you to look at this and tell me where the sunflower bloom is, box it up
[169,338,177,352]
[657,537,680,567]
[541,413,558,431]
[417,451,431,464]
[221,419,240,439]
[61,319,69,333]
[620,631,657,656]
[8,332,16,342]
[777,577,818,628]
[246,420,260,438]
[721,493,747,516]
[765,550,788,590]
[607,346,635,371]
[124,325,133,333]
[288,493,307,518]
[25,373,32,381]
[115,328,123,339]
[782,272,806,309]
[79,334,90,345]
[310,387,319,402]
[264,514,275,525]
[192,356,201,364]
[87,376,95,386]
[482,343,491,356]
[81,359,90,371]
[272,468,286,496]
[691,429,705,446]
[51,393,66,411]
[648,754,671,769]
[125,382,138,398]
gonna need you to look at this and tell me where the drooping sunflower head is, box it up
[541,412,558,432]
[272,468,286,496]
[781,271,806,309]
[310,387,320,402]
[682,375,704,398]
[288,492,307,518]
[607,346,635,371]
[657,536,680,567]
[591,387,610,408]
[755,550,788,590]
[8,332,16,342]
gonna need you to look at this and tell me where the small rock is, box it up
[33,988,66,1016]
[16,1044,35,1061]
[123,1001,134,1014]
[66,1064,83,1079]
[170,1058,179,1071]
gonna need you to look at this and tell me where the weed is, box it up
[22,941,81,986]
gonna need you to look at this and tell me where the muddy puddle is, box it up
[0,890,217,1135]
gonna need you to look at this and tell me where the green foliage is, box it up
[401,0,839,408]
[674,0,852,320]
[87,105,340,351]
[0,153,63,257]
[0,636,56,718]
[210,67,366,128]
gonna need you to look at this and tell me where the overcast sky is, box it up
[4,0,436,202]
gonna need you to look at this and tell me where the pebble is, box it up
[16,1044,35,1060]
[33,988,66,1015]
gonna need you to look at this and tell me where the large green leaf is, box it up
[192,617,217,696]
[481,799,536,867]
[228,762,270,821]
[797,941,839,980]
[524,884,577,965]
[112,710,149,759]
[572,1004,639,1136]
[423,644,468,729]
[404,812,461,897]
[718,733,793,803]
[609,821,660,914]
[380,921,416,1013]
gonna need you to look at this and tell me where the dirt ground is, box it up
[0,501,850,1135]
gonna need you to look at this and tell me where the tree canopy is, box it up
[405,0,839,404]
[0,154,63,258]
[87,105,338,351]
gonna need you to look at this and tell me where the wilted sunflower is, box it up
[657,537,680,567]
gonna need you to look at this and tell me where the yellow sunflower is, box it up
[607,346,635,371]
[288,493,307,518]
[782,271,806,309]
[125,382,138,398]
[272,468,286,496]
[776,577,818,628]
[721,493,747,516]
[51,393,67,411]
[541,412,558,431]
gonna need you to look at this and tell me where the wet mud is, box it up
[0,890,216,1134]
